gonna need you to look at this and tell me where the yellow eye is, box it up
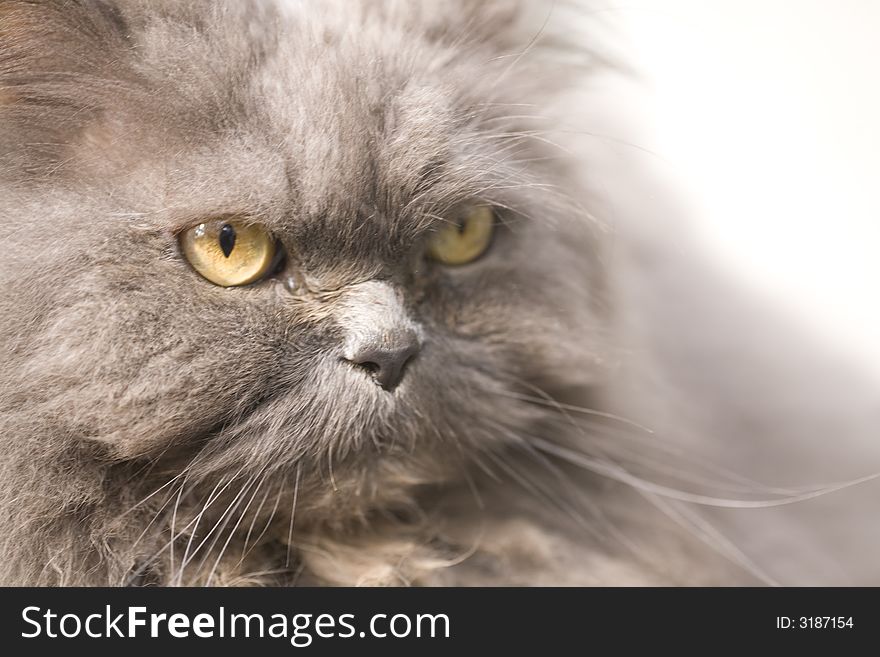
[180,218,277,287]
[427,205,495,265]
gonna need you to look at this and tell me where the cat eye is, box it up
[426,205,495,266]
[179,218,278,287]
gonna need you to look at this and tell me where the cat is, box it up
[1,0,878,586]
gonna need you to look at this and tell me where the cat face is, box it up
[0,0,605,580]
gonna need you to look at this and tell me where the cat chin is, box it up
[110,451,460,586]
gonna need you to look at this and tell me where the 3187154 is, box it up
[776,616,854,629]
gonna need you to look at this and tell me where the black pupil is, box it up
[218,224,236,258]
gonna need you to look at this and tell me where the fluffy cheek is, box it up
[17,268,288,460]
[425,264,605,398]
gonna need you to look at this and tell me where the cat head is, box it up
[0,0,607,580]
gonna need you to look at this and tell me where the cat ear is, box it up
[0,0,132,176]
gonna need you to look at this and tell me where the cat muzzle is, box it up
[338,281,424,391]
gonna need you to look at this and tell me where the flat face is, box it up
[0,0,605,584]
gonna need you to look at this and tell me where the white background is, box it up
[578,0,880,376]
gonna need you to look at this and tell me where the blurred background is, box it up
[571,0,880,377]
[555,0,880,584]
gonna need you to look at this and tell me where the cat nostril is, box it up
[358,360,380,376]
[344,334,420,391]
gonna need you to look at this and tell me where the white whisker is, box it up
[529,435,880,509]
[285,463,302,569]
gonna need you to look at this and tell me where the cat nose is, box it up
[344,330,420,391]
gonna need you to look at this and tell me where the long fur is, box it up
[1,0,878,586]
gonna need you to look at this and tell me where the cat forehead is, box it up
[125,7,514,236]
[1,0,547,238]
[256,59,462,220]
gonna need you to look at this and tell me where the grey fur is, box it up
[1,0,877,586]
[0,0,612,585]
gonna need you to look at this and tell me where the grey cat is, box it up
[1,0,878,586]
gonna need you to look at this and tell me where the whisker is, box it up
[180,473,255,580]
[529,435,880,508]
[167,474,188,581]
[176,465,248,585]
[238,479,286,567]
[285,463,302,569]
[489,0,555,89]
[239,479,274,562]
[572,419,802,493]
[189,474,260,583]
[204,469,269,586]
[489,385,656,434]
[128,476,187,555]
[117,470,187,519]
[483,419,603,536]
[643,492,779,586]
[493,374,825,500]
